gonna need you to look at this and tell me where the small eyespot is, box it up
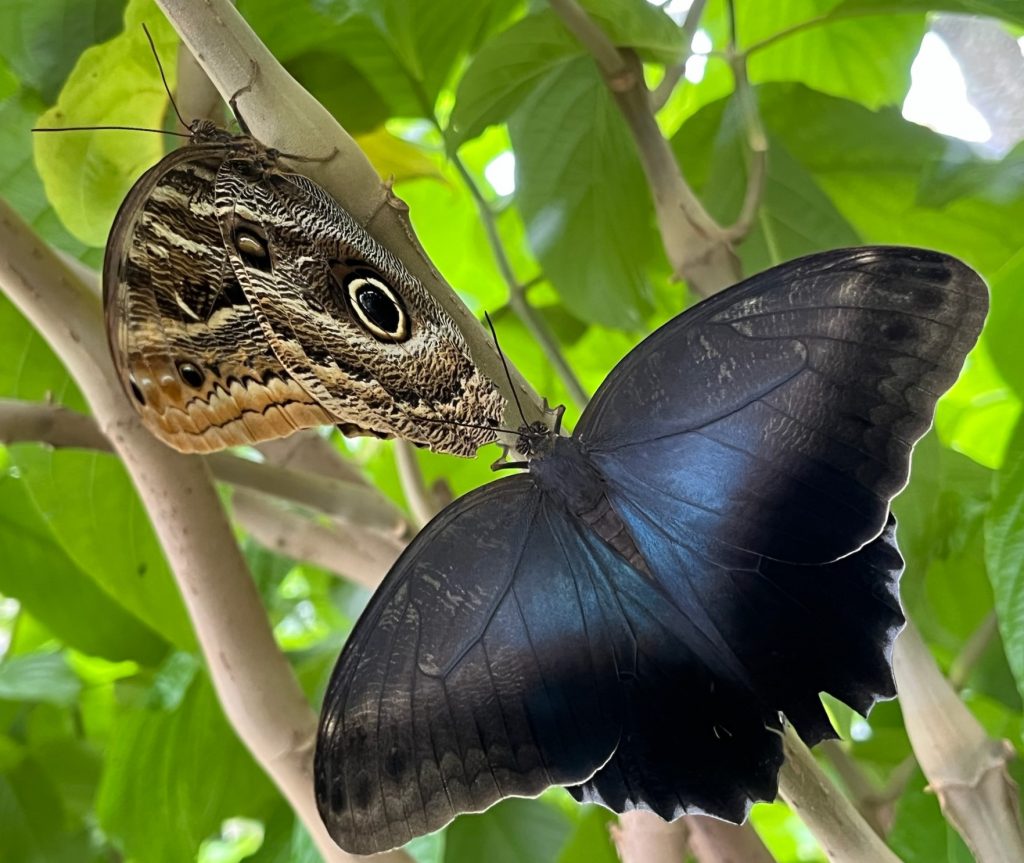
[233,228,270,271]
[177,361,205,388]
[344,276,410,342]
[129,378,145,405]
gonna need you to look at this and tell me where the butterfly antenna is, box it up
[30,124,190,137]
[141,23,190,130]
[484,312,527,427]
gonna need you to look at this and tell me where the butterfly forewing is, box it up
[213,163,504,456]
[578,246,987,565]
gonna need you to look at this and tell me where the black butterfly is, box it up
[314,246,987,854]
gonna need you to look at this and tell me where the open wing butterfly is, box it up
[315,246,987,854]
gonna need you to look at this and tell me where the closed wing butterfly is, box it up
[315,246,987,854]
[102,113,503,456]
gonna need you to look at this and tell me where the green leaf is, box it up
[831,0,1024,29]
[96,671,279,863]
[983,247,1024,399]
[676,91,860,272]
[284,52,389,135]
[445,798,572,863]
[0,653,80,706]
[10,447,195,650]
[0,759,96,863]
[556,807,617,863]
[934,337,1020,471]
[509,57,656,329]
[0,294,85,408]
[197,818,265,863]
[0,75,98,262]
[0,0,127,102]
[0,473,167,665]
[450,2,683,145]
[680,83,1024,277]
[985,426,1024,702]
[33,0,180,247]
[749,4,925,109]
[290,0,517,119]
[918,141,1024,209]
[888,768,973,863]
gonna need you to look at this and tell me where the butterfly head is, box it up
[515,420,554,458]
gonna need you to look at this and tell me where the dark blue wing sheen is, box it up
[577,246,988,565]
[316,247,986,852]
[314,475,788,853]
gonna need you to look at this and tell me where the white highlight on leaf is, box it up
[850,717,874,742]
[484,151,516,196]
[687,29,713,83]
[656,0,694,26]
[903,32,992,144]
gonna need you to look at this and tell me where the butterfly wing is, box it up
[213,164,503,456]
[314,475,784,853]
[577,246,987,565]
[103,143,334,452]
[561,247,983,805]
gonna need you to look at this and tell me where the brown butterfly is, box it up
[102,118,504,455]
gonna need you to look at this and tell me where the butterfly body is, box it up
[316,246,987,854]
[104,124,503,455]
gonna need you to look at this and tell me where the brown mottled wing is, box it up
[577,246,988,565]
[213,163,503,457]
[103,143,333,453]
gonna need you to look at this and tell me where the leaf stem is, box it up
[448,152,590,410]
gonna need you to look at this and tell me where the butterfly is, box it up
[102,119,504,456]
[313,246,988,854]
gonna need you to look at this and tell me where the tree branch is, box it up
[780,724,904,863]
[0,198,411,863]
[893,620,1024,863]
[0,399,408,535]
[232,490,401,588]
[154,0,545,434]
[549,0,741,296]
[395,440,439,528]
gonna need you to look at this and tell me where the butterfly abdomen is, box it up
[532,436,651,575]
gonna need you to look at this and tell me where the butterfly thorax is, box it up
[531,436,652,576]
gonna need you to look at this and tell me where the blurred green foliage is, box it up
[1,0,1023,861]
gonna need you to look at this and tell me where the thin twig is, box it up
[650,0,709,112]
[447,153,589,409]
[549,0,740,295]
[948,610,999,690]
[232,491,402,588]
[395,440,439,528]
[722,2,768,244]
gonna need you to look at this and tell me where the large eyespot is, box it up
[344,275,410,342]
[232,226,271,272]
[176,361,205,389]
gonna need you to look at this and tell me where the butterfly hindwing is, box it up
[578,246,987,565]
[103,141,333,452]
